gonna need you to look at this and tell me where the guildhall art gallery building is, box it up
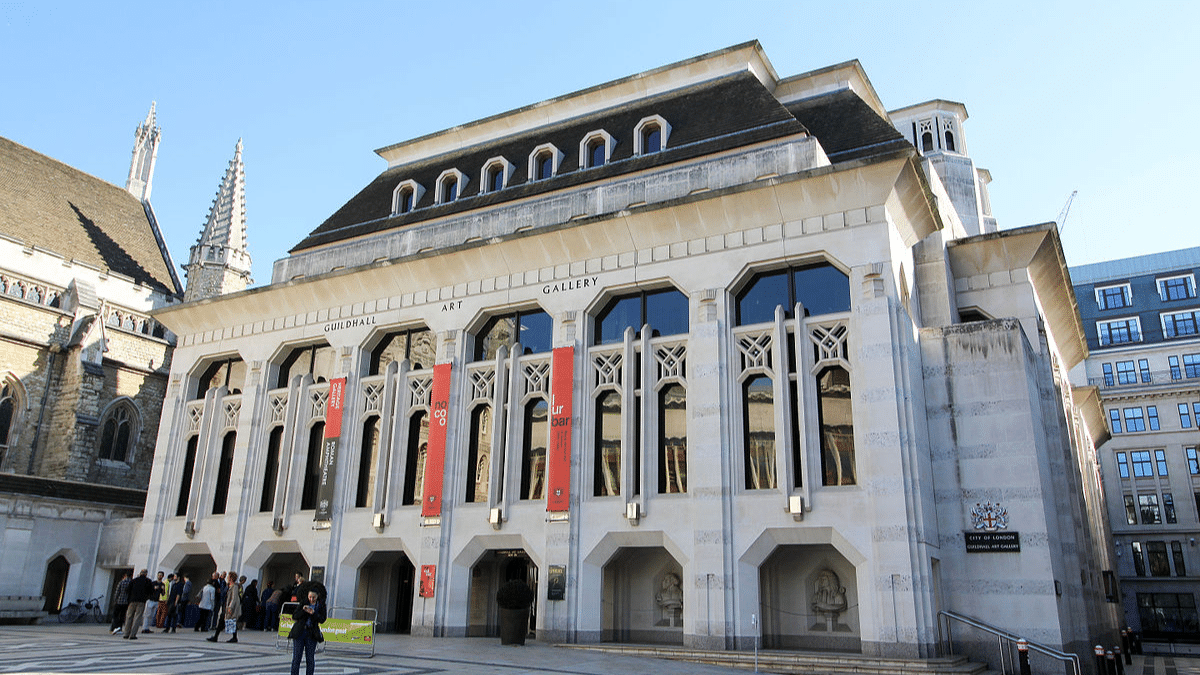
[131,43,1120,657]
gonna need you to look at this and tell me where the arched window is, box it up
[300,421,325,510]
[743,375,775,489]
[441,176,458,202]
[473,308,552,361]
[402,411,430,506]
[488,165,504,192]
[197,358,246,399]
[371,327,434,374]
[260,427,283,512]
[98,401,137,462]
[398,187,415,213]
[634,115,671,155]
[481,157,512,194]
[277,344,336,389]
[528,144,562,181]
[465,405,491,503]
[595,287,688,345]
[536,152,554,179]
[735,262,851,326]
[921,131,934,153]
[435,169,466,204]
[587,138,606,168]
[175,436,198,517]
[594,391,621,497]
[356,416,380,508]
[0,382,20,468]
[818,366,855,486]
[944,131,956,153]
[392,180,424,214]
[211,431,236,514]
[658,384,687,494]
[521,399,549,500]
[580,130,614,170]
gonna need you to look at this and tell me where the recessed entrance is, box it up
[355,550,414,633]
[41,555,70,613]
[467,549,537,637]
[759,543,859,652]
[602,546,684,645]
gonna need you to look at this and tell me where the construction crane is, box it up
[1057,190,1078,232]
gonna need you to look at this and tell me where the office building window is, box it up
[1125,408,1147,432]
[1184,354,1200,378]
[1159,275,1197,301]
[1173,542,1188,576]
[1124,495,1137,524]
[1181,404,1194,429]
[1171,356,1183,380]
[1097,284,1131,310]
[1187,447,1198,474]
[1165,493,1178,524]
[1102,363,1115,386]
[1148,541,1172,576]
[473,308,553,361]
[1097,318,1141,346]
[1163,310,1200,339]
[1117,361,1137,385]
[1149,406,1161,431]
[1132,451,1154,477]
[1110,409,1123,434]
[1117,452,1130,478]
[1132,542,1146,576]
[736,262,852,325]
[1141,494,1162,524]
[1141,359,1152,383]
[1138,593,1199,636]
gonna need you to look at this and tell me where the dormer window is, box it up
[391,179,424,215]
[435,169,467,204]
[480,157,514,194]
[527,143,563,181]
[939,117,959,154]
[580,130,615,169]
[634,115,671,155]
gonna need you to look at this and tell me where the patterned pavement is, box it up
[0,623,748,675]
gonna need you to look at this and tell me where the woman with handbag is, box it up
[288,590,326,675]
[207,572,242,643]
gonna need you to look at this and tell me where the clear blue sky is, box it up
[3,1,1197,287]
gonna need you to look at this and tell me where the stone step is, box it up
[559,644,992,675]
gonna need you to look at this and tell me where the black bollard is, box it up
[1115,646,1125,675]
[1107,649,1117,675]
[1018,639,1031,675]
[1096,645,1106,675]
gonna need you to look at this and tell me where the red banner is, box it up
[315,377,346,522]
[421,364,452,517]
[546,347,574,512]
[419,565,436,598]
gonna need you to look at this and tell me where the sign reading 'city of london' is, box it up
[965,501,1019,552]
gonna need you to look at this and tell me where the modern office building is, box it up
[1070,247,1200,641]
[131,42,1119,659]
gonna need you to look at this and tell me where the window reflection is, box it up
[466,405,491,503]
[356,416,380,508]
[659,384,687,494]
[277,344,336,388]
[402,412,429,506]
[744,375,776,489]
[596,288,688,345]
[594,391,621,496]
[474,309,552,361]
[818,367,855,486]
[736,263,850,325]
[522,399,548,500]
[372,328,434,373]
[300,421,325,510]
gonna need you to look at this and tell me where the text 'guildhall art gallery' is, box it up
[131,42,1120,659]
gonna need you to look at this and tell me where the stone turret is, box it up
[125,102,161,202]
[184,139,252,302]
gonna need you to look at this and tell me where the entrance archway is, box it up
[41,555,70,613]
[602,546,684,645]
[467,549,537,637]
[759,544,859,652]
[355,550,415,633]
[261,552,310,599]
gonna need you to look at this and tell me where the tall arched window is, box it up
[473,308,552,361]
[398,187,415,213]
[0,382,20,468]
[371,327,434,374]
[300,422,325,510]
[465,405,491,503]
[818,366,855,486]
[536,152,554,180]
[743,375,775,489]
[402,411,429,506]
[277,344,336,389]
[594,391,621,497]
[176,436,199,517]
[641,124,661,154]
[587,138,606,168]
[521,399,549,500]
[356,416,380,508]
[658,383,687,494]
[98,401,137,462]
[735,262,851,326]
[595,287,688,345]
[260,427,283,512]
[944,131,956,153]
[211,431,236,514]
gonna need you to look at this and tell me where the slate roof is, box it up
[292,73,914,253]
[0,136,182,296]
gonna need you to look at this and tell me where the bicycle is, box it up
[58,595,104,623]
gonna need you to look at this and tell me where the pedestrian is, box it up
[289,589,326,675]
[264,583,283,632]
[196,578,216,632]
[142,571,165,633]
[155,573,173,628]
[110,572,131,635]
[259,580,276,631]
[176,574,192,629]
[241,578,258,631]
[208,571,241,643]
[163,574,182,633]
[122,569,154,639]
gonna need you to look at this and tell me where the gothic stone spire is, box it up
[125,102,161,202]
[184,139,252,302]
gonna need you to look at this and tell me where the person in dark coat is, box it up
[289,589,326,675]
[241,579,258,631]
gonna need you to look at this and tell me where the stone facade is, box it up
[133,43,1118,664]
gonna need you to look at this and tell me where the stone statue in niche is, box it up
[655,572,684,627]
[810,569,851,632]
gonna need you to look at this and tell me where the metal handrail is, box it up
[938,610,1081,675]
